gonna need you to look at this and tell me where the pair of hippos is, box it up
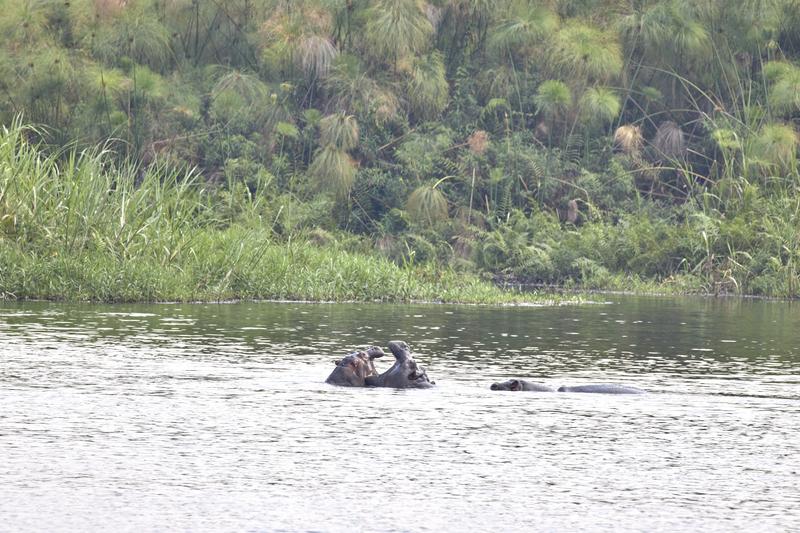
[326,340,645,394]
[326,341,435,388]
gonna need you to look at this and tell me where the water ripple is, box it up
[1,297,799,531]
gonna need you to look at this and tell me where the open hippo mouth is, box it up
[365,340,435,388]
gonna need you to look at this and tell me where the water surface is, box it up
[1,296,799,531]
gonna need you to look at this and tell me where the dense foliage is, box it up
[0,122,553,303]
[2,0,800,297]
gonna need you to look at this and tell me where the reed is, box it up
[0,122,557,304]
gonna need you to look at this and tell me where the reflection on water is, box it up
[1,296,799,531]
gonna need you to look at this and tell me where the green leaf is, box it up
[534,80,572,118]
[319,113,359,151]
[579,86,621,126]
[406,183,449,225]
[275,122,299,139]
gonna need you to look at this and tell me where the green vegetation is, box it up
[0,122,555,303]
[2,0,800,300]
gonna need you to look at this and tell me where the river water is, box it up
[1,296,798,532]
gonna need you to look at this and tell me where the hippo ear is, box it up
[333,359,341,366]
[510,379,520,391]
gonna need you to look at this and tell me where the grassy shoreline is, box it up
[0,236,564,305]
[0,123,559,305]
[1,123,797,303]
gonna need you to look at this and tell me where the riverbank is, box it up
[0,123,541,305]
[0,231,562,304]
[1,123,797,303]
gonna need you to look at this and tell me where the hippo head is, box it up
[366,340,434,388]
[491,379,523,391]
[490,379,555,392]
[325,346,385,386]
[388,340,412,362]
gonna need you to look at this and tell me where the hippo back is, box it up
[557,384,645,394]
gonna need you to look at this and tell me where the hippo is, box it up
[557,384,645,394]
[490,379,645,394]
[325,346,385,386]
[365,340,435,389]
[491,379,555,392]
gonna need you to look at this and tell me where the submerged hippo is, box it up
[557,384,645,394]
[491,379,555,392]
[365,340,435,389]
[490,379,645,394]
[325,346,385,386]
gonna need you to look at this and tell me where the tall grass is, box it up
[0,122,556,304]
[640,65,800,298]
[1,121,208,262]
